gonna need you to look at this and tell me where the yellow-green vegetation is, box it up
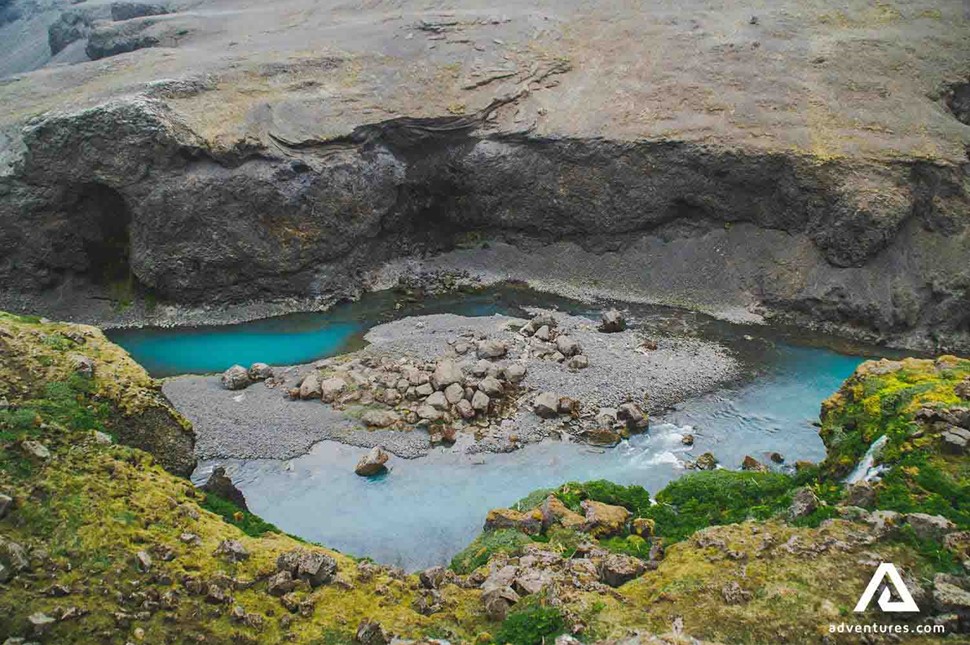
[0,312,492,643]
[820,357,970,524]
[3,314,968,644]
[0,312,195,476]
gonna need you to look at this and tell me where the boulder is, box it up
[616,402,649,432]
[70,353,95,377]
[533,392,560,419]
[740,455,768,472]
[681,433,694,446]
[540,495,586,531]
[906,513,956,541]
[0,537,30,572]
[477,339,508,360]
[293,551,337,587]
[355,446,390,477]
[248,363,273,380]
[320,377,347,403]
[214,539,250,562]
[599,553,645,587]
[941,426,970,454]
[202,466,248,511]
[484,508,542,535]
[555,335,582,357]
[481,585,520,621]
[267,570,296,596]
[27,612,56,638]
[567,354,589,370]
[956,377,970,400]
[361,410,399,428]
[416,404,442,421]
[430,360,463,390]
[599,309,627,333]
[299,371,321,399]
[503,363,528,383]
[788,487,819,520]
[769,452,785,464]
[534,325,552,342]
[865,510,902,539]
[415,383,434,397]
[844,481,876,508]
[0,494,12,520]
[557,396,580,416]
[111,2,170,21]
[933,574,970,618]
[222,364,251,390]
[581,500,631,537]
[694,452,718,470]
[579,426,621,447]
[426,391,449,410]
[444,382,464,404]
[478,376,504,397]
[419,566,448,590]
[471,390,490,412]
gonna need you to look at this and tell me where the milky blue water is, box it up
[190,338,868,570]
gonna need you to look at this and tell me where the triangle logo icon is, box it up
[853,563,920,613]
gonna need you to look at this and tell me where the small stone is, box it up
[599,309,626,333]
[694,452,717,470]
[722,581,753,604]
[567,354,589,370]
[214,539,250,562]
[0,494,12,520]
[681,434,694,446]
[27,612,56,637]
[416,404,442,421]
[740,455,768,472]
[267,570,296,596]
[355,446,390,477]
[555,335,582,357]
[355,618,390,645]
[534,325,552,341]
[222,365,251,390]
[248,363,273,380]
[533,392,560,419]
[92,430,113,445]
[22,440,50,459]
[70,353,95,377]
[456,399,475,419]
[134,550,152,573]
[415,382,434,397]
[558,396,580,415]
[788,487,819,519]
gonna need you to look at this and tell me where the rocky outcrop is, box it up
[0,312,196,476]
[0,90,967,352]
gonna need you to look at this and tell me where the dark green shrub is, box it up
[450,529,532,574]
[494,604,566,645]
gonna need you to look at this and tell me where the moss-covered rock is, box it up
[0,312,195,476]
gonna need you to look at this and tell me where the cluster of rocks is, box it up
[476,495,662,620]
[916,405,970,455]
[221,362,276,390]
[517,313,589,369]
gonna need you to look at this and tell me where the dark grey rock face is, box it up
[0,97,968,353]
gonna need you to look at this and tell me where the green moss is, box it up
[493,603,566,645]
[200,491,282,537]
[551,480,652,515]
[641,470,795,542]
[450,529,533,574]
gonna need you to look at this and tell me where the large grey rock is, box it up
[477,339,508,359]
[906,513,956,542]
[616,402,648,432]
[111,2,170,22]
[320,377,347,402]
[202,466,248,510]
[599,309,627,333]
[788,487,819,519]
[599,553,645,587]
[221,365,251,390]
[299,371,321,399]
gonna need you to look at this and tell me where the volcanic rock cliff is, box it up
[0,0,968,351]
